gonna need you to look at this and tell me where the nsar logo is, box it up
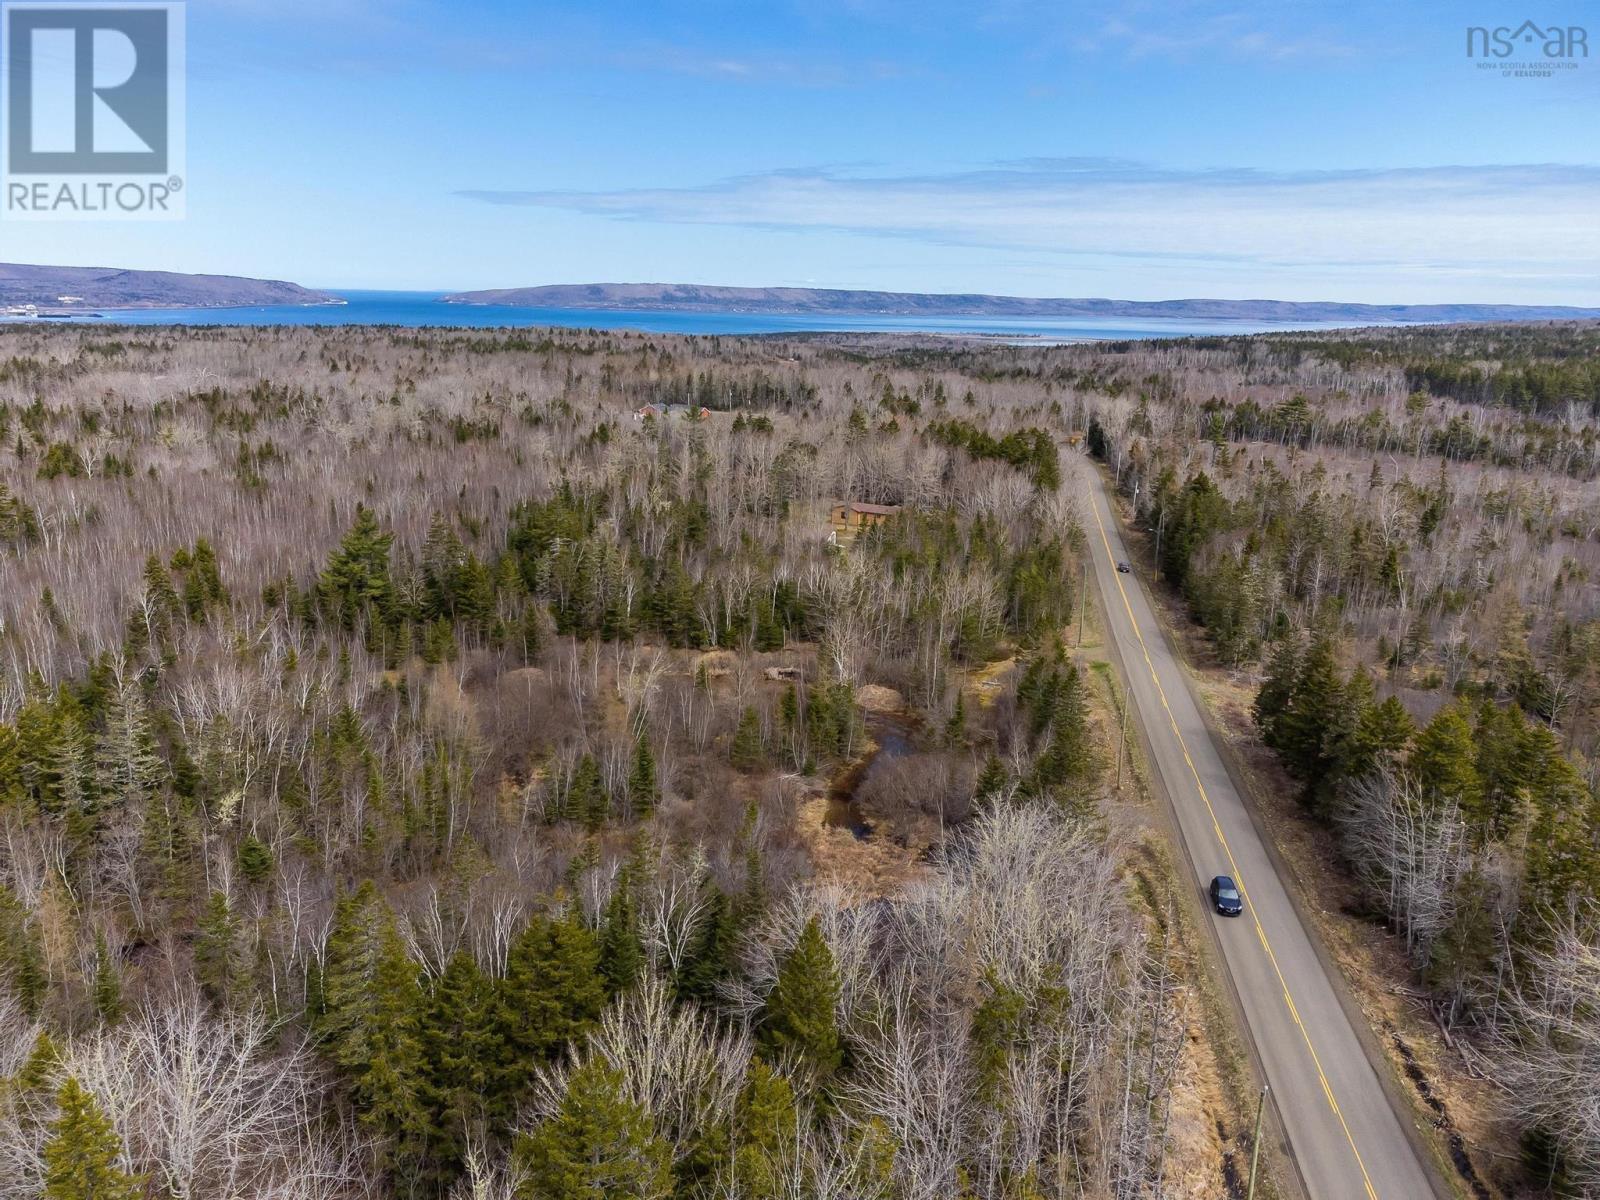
[1466,19,1587,80]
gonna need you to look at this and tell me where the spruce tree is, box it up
[0,883,45,1015]
[732,1061,798,1200]
[1273,630,1347,803]
[599,879,644,998]
[359,920,429,1185]
[42,1077,143,1200]
[1253,636,1303,749]
[627,739,657,818]
[759,917,842,1079]
[512,1058,671,1200]
[731,707,764,772]
[91,932,121,1025]
[566,754,607,829]
[1411,703,1484,828]
[320,506,396,630]
[418,950,496,1188]
[495,910,605,1118]
[194,890,244,1008]
[674,884,737,1006]
[1345,694,1415,782]
[14,1028,60,1094]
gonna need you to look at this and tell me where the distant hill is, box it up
[441,282,1600,324]
[0,263,339,310]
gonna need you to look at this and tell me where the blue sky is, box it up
[4,0,1598,302]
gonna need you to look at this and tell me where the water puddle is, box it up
[823,715,915,839]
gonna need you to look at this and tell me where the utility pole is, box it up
[1075,559,1086,648]
[1246,1084,1269,1200]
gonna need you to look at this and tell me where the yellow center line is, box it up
[1089,489,1381,1200]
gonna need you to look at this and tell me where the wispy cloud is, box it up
[456,159,1600,292]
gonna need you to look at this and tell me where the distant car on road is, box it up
[1209,875,1243,916]
[1116,561,1132,574]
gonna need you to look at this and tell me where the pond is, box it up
[823,714,916,839]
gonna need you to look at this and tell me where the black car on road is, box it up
[1116,561,1132,573]
[1209,875,1243,916]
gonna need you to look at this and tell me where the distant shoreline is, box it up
[439,282,1600,325]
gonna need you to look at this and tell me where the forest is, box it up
[0,323,1183,1200]
[2,317,1599,1197]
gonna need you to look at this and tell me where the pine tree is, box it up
[42,1077,143,1200]
[511,1058,671,1200]
[759,917,842,1079]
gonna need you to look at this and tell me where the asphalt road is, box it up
[1082,472,1441,1200]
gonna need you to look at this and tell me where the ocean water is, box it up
[5,289,1382,341]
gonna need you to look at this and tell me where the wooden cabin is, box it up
[829,501,902,531]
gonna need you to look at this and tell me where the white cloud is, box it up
[457,159,1600,296]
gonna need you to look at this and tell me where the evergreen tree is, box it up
[42,1077,143,1200]
[495,911,605,1118]
[512,1058,671,1200]
[599,879,644,998]
[321,506,396,630]
[15,1029,61,1094]
[1273,630,1349,805]
[1345,694,1415,782]
[732,1061,798,1200]
[418,950,497,1188]
[627,738,657,818]
[731,707,764,773]
[566,754,607,829]
[194,890,245,1008]
[674,884,738,1005]
[974,754,1009,807]
[358,921,430,1185]
[1253,636,1303,749]
[91,932,121,1025]
[0,883,45,1015]
[759,917,842,1079]
[1411,703,1484,828]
